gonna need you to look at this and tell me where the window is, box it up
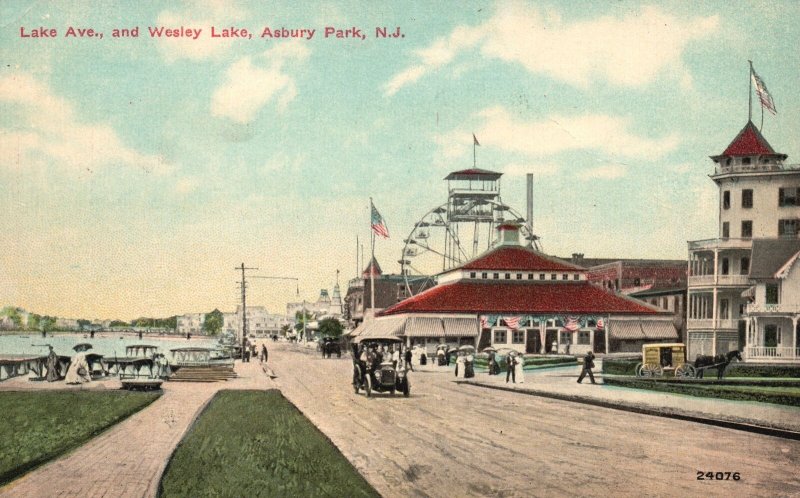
[562,274,568,280]
[633,278,641,286]
[779,219,800,237]
[573,274,580,281]
[539,273,545,280]
[723,190,730,209]
[766,284,779,304]
[662,297,668,309]
[516,273,522,280]
[505,273,511,279]
[551,274,557,280]
[577,331,590,345]
[512,330,525,344]
[493,273,499,279]
[779,187,800,206]
[742,157,751,165]
[764,324,778,348]
[741,220,752,238]
[722,222,729,238]
[742,189,753,208]
[741,257,750,275]
[528,273,534,279]
[719,299,729,319]
[481,272,488,279]
[470,272,476,278]
[493,329,507,344]
[721,258,729,275]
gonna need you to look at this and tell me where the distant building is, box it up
[566,254,687,342]
[224,306,291,337]
[688,120,800,360]
[344,258,428,327]
[176,313,205,335]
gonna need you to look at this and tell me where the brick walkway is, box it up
[0,358,274,498]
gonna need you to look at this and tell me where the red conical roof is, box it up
[719,121,780,157]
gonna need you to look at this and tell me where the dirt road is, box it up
[269,342,800,498]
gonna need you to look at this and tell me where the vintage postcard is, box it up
[1,1,799,497]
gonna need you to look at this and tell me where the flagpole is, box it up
[473,137,477,168]
[748,60,753,122]
[370,198,376,313]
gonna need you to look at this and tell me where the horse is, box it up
[694,350,742,379]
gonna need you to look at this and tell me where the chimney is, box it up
[571,253,584,263]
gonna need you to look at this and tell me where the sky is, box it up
[2,0,799,321]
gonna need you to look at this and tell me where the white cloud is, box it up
[578,164,627,180]
[175,176,199,194]
[385,3,719,95]
[502,162,560,177]
[0,73,169,174]
[211,42,310,123]
[436,106,678,161]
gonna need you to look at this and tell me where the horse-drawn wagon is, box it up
[635,343,695,378]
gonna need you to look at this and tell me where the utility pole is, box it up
[236,263,258,360]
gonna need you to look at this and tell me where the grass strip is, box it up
[604,377,800,407]
[158,390,379,498]
[0,390,160,485]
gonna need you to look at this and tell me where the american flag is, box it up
[751,65,777,115]
[564,316,581,331]
[480,315,488,329]
[503,316,521,329]
[370,200,389,239]
[596,318,605,330]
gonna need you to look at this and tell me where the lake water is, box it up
[0,334,217,358]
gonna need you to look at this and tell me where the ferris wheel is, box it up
[398,169,541,296]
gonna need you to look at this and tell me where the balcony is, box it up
[746,303,800,315]
[686,318,739,330]
[688,238,752,251]
[688,274,749,287]
[746,346,800,362]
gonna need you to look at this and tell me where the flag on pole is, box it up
[751,65,777,115]
[370,200,390,238]
[473,133,480,146]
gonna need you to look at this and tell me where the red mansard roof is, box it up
[445,169,503,181]
[718,121,782,157]
[379,281,659,316]
[461,245,583,272]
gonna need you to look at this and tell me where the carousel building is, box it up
[353,224,677,354]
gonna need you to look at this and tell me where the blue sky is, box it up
[1,0,799,320]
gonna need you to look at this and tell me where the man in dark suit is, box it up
[577,351,596,384]
[505,353,516,383]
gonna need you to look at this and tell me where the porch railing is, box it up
[746,346,800,359]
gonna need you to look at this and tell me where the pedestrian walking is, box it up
[577,351,596,384]
[455,352,465,378]
[404,348,413,371]
[515,353,525,383]
[261,343,268,363]
[505,352,516,383]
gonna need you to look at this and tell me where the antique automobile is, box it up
[352,338,410,397]
[320,336,342,358]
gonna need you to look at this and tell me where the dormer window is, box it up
[505,273,511,279]
[481,272,487,279]
[725,158,731,166]
[470,272,476,279]
[742,157,751,165]
[493,273,499,279]
[551,274,557,280]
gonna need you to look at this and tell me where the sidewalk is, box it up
[0,359,274,498]
[457,362,800,437]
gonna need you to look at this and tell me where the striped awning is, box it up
[609,319,678,340]
[353,316,406,342]
[405,317,444,337]
[442,317,479,337]
[609,320,645,340]
[641,320,678,340]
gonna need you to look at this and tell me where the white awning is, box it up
[405,317,444,337]
[442,317,479,337]
[609,319,678,341]
[353,316,406,342]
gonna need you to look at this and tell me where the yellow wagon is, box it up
[635,343,695,378]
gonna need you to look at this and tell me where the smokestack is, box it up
[526,173,533,247]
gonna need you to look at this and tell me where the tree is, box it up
[280,324,291,337]
[317,317,344,338]
[294,310,313,332]
[77,319,93,330]
[109,320,129,328]
[203,309,224,336]
[27,314,41,331]
[40,315,55,333]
